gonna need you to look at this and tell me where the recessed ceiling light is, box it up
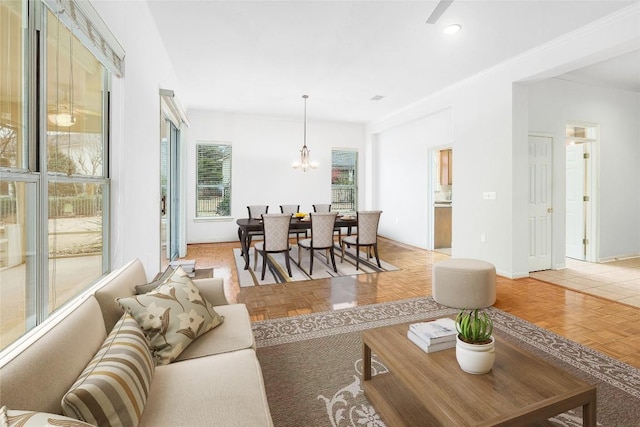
[443,24,462,35]
[370,95,386,101]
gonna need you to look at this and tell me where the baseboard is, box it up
[599,253,640,263]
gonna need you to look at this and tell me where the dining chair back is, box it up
[313,203,342,239]
[243,205,269,256]
[340,210,383,270]
[254,213,293,280]
[298,212,338,274]
[312,204,331,212]
[247,205,269,218]
[280,204,300,214]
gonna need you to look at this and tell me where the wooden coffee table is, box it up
[362,322,596,426]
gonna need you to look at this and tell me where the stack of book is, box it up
[407,317,457,353]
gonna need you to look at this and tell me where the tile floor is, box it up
[530,257,640,308]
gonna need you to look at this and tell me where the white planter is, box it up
[455,335,495,374]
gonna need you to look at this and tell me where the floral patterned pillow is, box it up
[0,406,93,426]
[116,266,224,365]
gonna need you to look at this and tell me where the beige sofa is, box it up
[0,259,273,426]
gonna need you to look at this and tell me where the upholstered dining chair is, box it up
[340,210,383,270]
[297,212,338,275]
[254,213,293,280]
[280,204,306,242]
[313,203,341,239]
[312,204,331,212]
[243,205,269,256]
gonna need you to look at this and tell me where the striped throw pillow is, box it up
[61,313,154,427]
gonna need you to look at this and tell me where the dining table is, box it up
[236,216,357,270]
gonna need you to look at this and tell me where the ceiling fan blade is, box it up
[426,0,454,24]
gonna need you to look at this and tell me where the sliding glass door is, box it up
[160,115,180,266]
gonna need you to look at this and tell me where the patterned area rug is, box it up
[253,297,640,427]
[234,244,399,287]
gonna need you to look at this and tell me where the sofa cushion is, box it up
[134,266,174,295]
[0,406,94,427]
[94,259,148,332]
[0,298,107,415]
[116,267,224,365]
[61,313,154,427]
[175,303,255,361]
[139,349,273,427]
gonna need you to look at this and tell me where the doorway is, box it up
[565,122,598,262]
[432,147,452,254]
[160,118,181,266]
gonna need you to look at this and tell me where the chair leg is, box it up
[253,247,259,270]
[373,243,381,268]
[309,249,314,275]
[329,247,337,272]
[284,251,292,277]
[340,240,345,263]
[355,244,360,271]
[298,245,302,265]
[261,250,267,280]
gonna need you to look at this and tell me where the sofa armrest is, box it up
[193,277,229,306]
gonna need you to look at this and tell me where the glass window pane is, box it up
[46,11,105,177]
[0,180,36,350]
[196,143,232,217]
[331,149,357,212]
[0,1,27,170]
[48,181,104,312]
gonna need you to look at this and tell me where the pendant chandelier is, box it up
[292,94,317,172]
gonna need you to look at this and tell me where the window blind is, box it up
[42,0,125,77]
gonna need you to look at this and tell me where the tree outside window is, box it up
[196,143,231,217]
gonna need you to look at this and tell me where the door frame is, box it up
[565,121,600,263]
[429,144,453,253]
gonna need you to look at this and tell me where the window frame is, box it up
[0,0,112,353]
[195,141,232,219]
[331,148,358,213]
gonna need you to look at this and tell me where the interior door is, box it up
[528,135,553,272]
[566,143,586,260]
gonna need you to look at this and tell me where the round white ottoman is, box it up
[432,258,496,308]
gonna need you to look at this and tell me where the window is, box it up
[196,143,231,217]
[331,149,357,212]
[0,2,111,352]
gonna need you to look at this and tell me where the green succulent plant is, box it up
[455,308,494,345]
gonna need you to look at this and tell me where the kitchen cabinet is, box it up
[440,149,452,186]
[434,206,452,249]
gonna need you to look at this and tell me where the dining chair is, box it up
[312,204,331,212]
[340,210,383,270]
[243,205,269,256]
[254,213,293,280]
[313,203,341,240]
[280,204,307,242]
[297,212,338,275]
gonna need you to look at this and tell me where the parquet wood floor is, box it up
[186,237,640,369]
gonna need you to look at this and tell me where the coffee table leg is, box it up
[582,395,596,427]
[363,342,372,381]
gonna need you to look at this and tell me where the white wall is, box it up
[185,111,366,243]
[89,0,638,279]
[368,4,639,278]
[375,108,452,249]
[528,78,640,263]
[92,1,182,278]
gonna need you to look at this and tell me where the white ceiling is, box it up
[146,0,639,124]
